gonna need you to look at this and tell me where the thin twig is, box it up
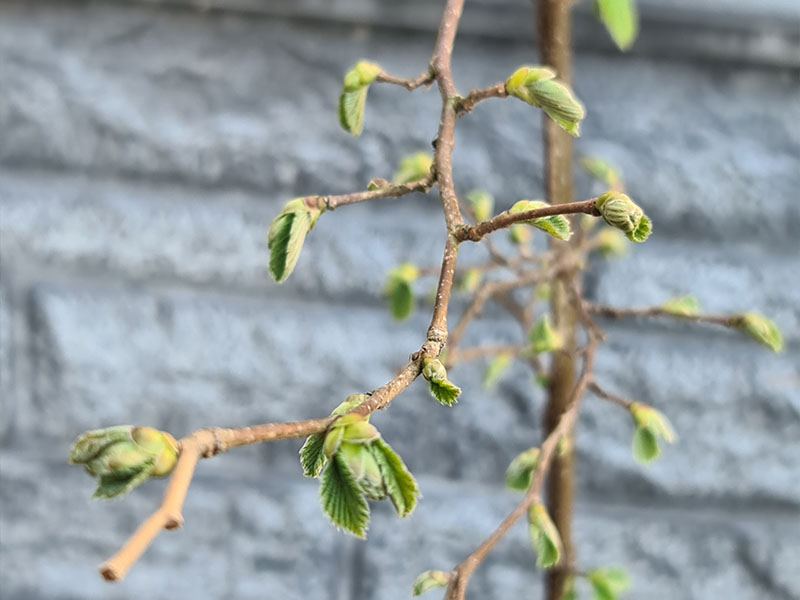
[454,82,508,115]
[586,303,733,327]
[587,381,632,409]
[376,69,435,90]
[308,174,435,211]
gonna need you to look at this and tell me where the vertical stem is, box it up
[537,1,577,599]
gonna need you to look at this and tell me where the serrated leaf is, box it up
[299,433,326,477]
[338,88,369,136]
[393,152,433,184]
[528,503,562,568]
[93,459,154,499]
[267,199,321,283]
[529,78,585,136]
[429,378,461,406]
[371,438,420,517]
[733,312,784,353]
[661,295,700,317]
[627,214,651,242]
[594,0,639,51]
[581,156,624,189]
[320,453,370,537]
[483,352,513,389]
[632,427,660,464]
[466,190,494,222]
[505,447,540,491]
[412,569,451,596]
[509,200,572,241]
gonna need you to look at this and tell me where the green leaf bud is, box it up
[509,200,572,241]
[661,295,700,317]
[341,420,381,444]
[580,156,624,190]
[367,177,389,191]
[338,442,386,500]
[528,502,563,568]
[338,61,381,136]
[483,352,513,389]
[323,426,345,460]
[422,357,461,406]
[594,0,639,51]
[595,192,651,242]
[629,402,676,464]
[505,447,540,491]
[730,312,784,353]
[267,198,323,283]
[393,152,433,184]
[529,315,564,354]
[385,263,420,321]
[594,228,629,257]
[588,566,631,600]
[412,570,451,596]
[506,66,584,136]
[466,189,494,222]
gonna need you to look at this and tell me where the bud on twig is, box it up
[730,312,784,353]
[506,66,585,136]
[595,191,652,242]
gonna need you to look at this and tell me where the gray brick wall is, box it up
[1,1,798,599]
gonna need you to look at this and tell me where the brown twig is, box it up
[454,82,508,115]
[376,69,435,90]
[308,174,435,211]
[587,381,633,409]
[586,303,733,327]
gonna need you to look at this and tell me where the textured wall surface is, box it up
[1,1,799,599]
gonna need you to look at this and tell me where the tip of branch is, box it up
[99,564,122,582]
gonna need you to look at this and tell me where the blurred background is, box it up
[1,0,798,598]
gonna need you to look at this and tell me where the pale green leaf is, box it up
[528,503,562,568]
[581,156,624,189]
[319,453,370,537]
[386,279,414,321]
[632,427,660,464]
[732,312,784,353]
[529,315,563,354]
[661,295,700,317]
[339,88,368,136]
[371,438,420,517]
[594,0,639,51]
[505,447,540,491]
[588,567,631,596]
[429,378,461,406]
[393,152,433,184]
[323,426,345,460]
[412,570,451,596]
[466,190,494,222]
[509,200,572,241]
[483,352,513,388]
[630,403,676,443]
[627,214,651,242]
[529,79,585,137]
[299,433,326,477]
[93,459,154,499]
[267,199,321,283]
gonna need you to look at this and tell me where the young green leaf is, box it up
[509,223,533,245]
[320,452,370,537]
[267,198,323,283]
[300,433,326,477]
[661,295,700,317]
[505,447,540,491]
[509,200,572,241]
[506,66,585,136]
[731,312,784,353]
[338,60,381,136]
[594,229,629,257]
[371,438,420,517]
[384,263,419,321]
[528,503,563,568]
[595,192,651,243]
[581,156,624,190]
[632,426,660,464]
[412,570,451,596]
[483,352,513,388]
[338,441,387,500]
[393,152,433,184]
[466,189,494,222]
[629,402,675,464]
[529,315,564,354]
[588,566,631,600]
[456,268,482,295]
[594,0,639,51]
[323,425,345,460]
[560,576,578,600]
[422,358,461,406]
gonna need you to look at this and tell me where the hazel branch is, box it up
[586,302,733,327]
[587,380,633,409]
[454,83,508,115]
[375,68,435,90]
[306,174,435,211]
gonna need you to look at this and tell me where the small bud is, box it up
[422,357,461,406]
[529,315,563,354]
[412,570,452,596]
[343,60,381,92]
[341,421,381,443]
[505,447,540,491]
[385,263,420,321]
[506,66,584,136]
[595,192,651,242]
[367,177,389,191]
[323,426,345,459]
[393,152,433,184]
[466,190,494,222]
[629,402,676,464]
[509,200,572,241]
[661,295,700,317]
[267,198,323,283]
[594,228,629,257]
[528,502,563,568]
[339,61,381,135]
[331,393,368,416]
[422,357,448,383]
[68,425,179,499]
[730,312,784,353]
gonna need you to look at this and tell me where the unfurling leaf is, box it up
[466,189,494,222]
[371,438,420,517]
[588,566,631,600]
[394,152,433,184]
[323,425,346,460]
[595,192,651,243]
[320,452,370,537]
[367,177,389,191]
[629,402,676,464]
[412,570,451,596]
[267,198,323,282]
[385,263,420,321]
[509,200,573,241]
[505,447,540,491]
[300,433,326,477]
[528,503,563,568]
[661,295,700,317]
[529,315,563,354]
[581,156,624,190]
[338,60,381,136]
[68,426,179,499]
[594,229,628,257]
[456,268,482,294]
[561,576,578,600]
[483,352,513,388]
[594,0,639,51]
[422,357,461,406]
[730,312,784,353]
[506,66,585,136]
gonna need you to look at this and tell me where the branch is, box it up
[455,198,600,242]
[586,303,733,327]
[454,83,508,115]
[444,334,599,600]
[307,174,435,211]
[375,68,435,90]
[587,381,632,409]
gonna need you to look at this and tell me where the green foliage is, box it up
[412,570,451,596]
[661,295,700,317]
[593,0,639,50]
[588,566,631,600]
[529,315,564,354]
[338,60,381,135]
[595,192,651,243]
[506,66,585,136]
[456,268,482,294]
[300,433,326,477]
[483,352,513,388]
[385,263,420,321]
[422,357,462,406]
[320,452,371,537]
[505,447,540,491]
[731,312,784,353]
[581,156,624,190]
[466,189,494,222]
[394,152,433,184]
[561,576,578,600]
[68,426,178,499]
[594,229,629,257]
[323,425,346,459]
[528,502,563,568]
[509,200,573,241]
[629,403,676,465]
[267,198,323,282]
[509,223,533,245]
[371,438,420,517]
